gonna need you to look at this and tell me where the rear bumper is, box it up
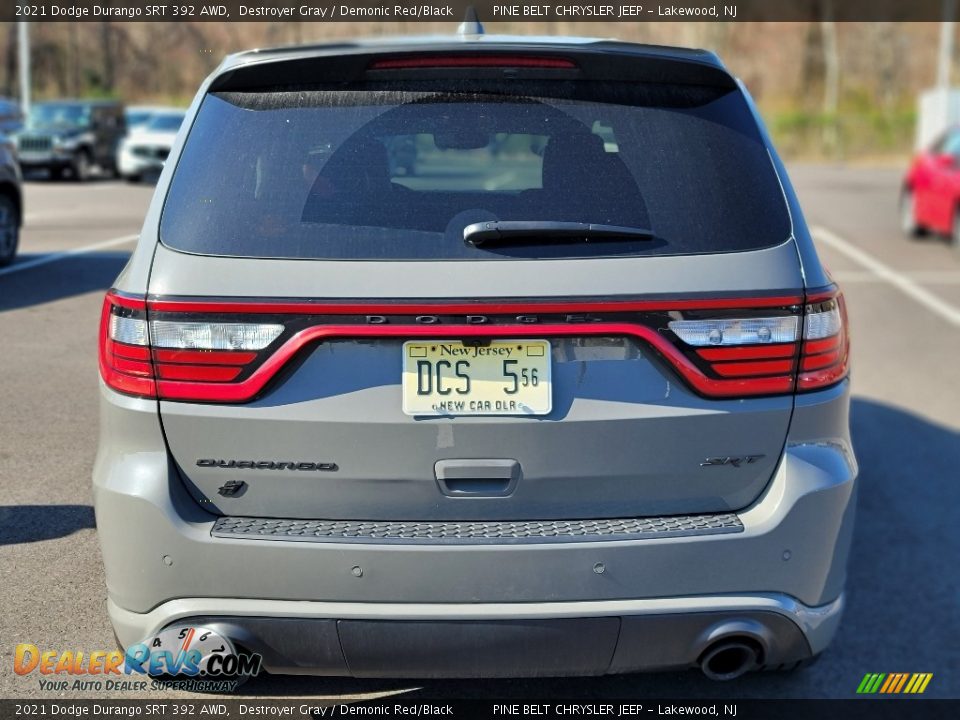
[108,593,841,677]
[94,381,857,676]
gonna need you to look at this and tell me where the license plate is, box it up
[402,340,552,416]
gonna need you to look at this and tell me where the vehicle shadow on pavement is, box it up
[0,252,130,313]
[0,505,96,545]
[225,396,958,699]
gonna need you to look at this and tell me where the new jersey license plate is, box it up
[402,339,552,416]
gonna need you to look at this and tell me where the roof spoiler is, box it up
[209,43,737,93]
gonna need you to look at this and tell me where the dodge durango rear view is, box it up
[93,34,857,681]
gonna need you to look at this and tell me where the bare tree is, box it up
[821,2,840,155]
[69,24,81,96]
[3,24,16,97]
[100,22,115,94]
[864,23,897,114]
[800,20,824,106]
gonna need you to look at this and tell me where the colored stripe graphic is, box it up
[893,673,910,693]
[881,673,903,693]
[856,673,884,693]
[857,672,933,694]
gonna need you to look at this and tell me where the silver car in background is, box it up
[94,35,856,681]
[118,109,186,182]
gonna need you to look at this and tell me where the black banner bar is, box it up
[0,699,957,720]
[8,0,960,23]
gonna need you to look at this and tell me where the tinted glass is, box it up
[126,111,153,127]
[147,114,185,132]
[160,83,790,260]
[29,103,91,130]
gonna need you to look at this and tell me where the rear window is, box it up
[148,114,185,132]
[160,81,790,260]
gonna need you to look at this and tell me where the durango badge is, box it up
[197,459,338,471]
[700,455,766,468]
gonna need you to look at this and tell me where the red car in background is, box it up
[902,127,960,247]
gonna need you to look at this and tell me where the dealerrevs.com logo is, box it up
[14,626,261,693]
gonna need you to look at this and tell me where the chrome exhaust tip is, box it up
[699,639,760,681]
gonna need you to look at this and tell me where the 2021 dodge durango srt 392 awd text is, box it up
[93,36,856,681]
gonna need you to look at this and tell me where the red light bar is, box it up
[152,349,258,366]
[696,344,797,362]
[369,55,577,70]
[101,290,823,403]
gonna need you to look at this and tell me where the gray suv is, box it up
[94,36,856,681]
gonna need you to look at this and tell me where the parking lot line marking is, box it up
[831,270,960,284]
[812,226,960,327]
[0,234,138,277]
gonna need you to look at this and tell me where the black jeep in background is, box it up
[15,100,125,181]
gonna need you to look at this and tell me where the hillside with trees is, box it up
[0,21,948,158]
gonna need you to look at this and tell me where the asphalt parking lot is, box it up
[0,165,957,700]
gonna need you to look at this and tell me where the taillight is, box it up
[798,290,849,391]
[98,291,284,400]
[667,314,800,397]
[664,286,849,396]
[99,288,849,404]
[99,293,155,398]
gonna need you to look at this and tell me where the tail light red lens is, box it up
[99,294,156,398]
[665,286,848,396]
[99,292,279,400]
[99,288,849,404]
[369,56,577,70]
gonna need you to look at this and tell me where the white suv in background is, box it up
[118,109,185,182]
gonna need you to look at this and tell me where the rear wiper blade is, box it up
[463,221,655,246]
